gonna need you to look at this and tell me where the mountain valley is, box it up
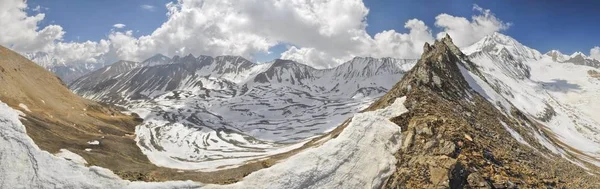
[2,32,600,188]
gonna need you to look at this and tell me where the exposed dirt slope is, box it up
[368,35,600,188]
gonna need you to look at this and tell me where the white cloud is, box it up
[32,5,41,12]
[113,23,126,29]
[0,0,63,52]
[435,4,511,48]
[141,4,155,11]
[31,5,48,12]
[0,0,110,66]
[1,0,511,69]
[108,0,436,68]
[590,47,600,61]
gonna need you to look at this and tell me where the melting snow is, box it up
[87,140,100,145]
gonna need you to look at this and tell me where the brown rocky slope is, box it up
[367,35,600,188]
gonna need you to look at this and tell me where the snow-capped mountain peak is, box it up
[463,32,543,62]
[464,32,536,79]
[570,51,588,58]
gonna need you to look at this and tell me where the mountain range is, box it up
[2,32,600,188]
[69,52,417,170]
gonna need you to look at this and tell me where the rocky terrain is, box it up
[368,35,600,188]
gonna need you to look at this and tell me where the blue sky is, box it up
[363,0,600,55]
[24,0,600,62]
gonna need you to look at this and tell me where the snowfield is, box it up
[204,97,407,189]
[0,96,408,188]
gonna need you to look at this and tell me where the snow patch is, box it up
[499,120,531,147]
[18,103,31,112]
[87,140,100,145]
[55,149,88,165]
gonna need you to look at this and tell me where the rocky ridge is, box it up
[545,50,600,69]
[367,35,600,188]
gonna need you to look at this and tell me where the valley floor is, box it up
[0,96,409,188]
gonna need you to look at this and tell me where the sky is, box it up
[2,0,600,68]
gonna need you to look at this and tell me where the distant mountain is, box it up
[542,50,600,69]
[23,51,110,83]
[563,52,600,68]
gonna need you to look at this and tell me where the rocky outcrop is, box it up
[367,35,600,188]
[589,70,600,79]
[563,54,600,69]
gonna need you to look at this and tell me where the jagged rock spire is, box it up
[369,34,480,109]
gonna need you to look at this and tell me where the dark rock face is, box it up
[368,35,600,188]
[69,55,253,104]
[253,59,317,85]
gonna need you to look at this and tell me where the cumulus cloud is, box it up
[590,47,600,61]
[0,0,111,66]
[113,23,126,29]
[107,0,436,68]
[2,0,511,69]
[141,4,155,11]
[0,0,63,52]
[281,19,434,68]
[435,4,511,48]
